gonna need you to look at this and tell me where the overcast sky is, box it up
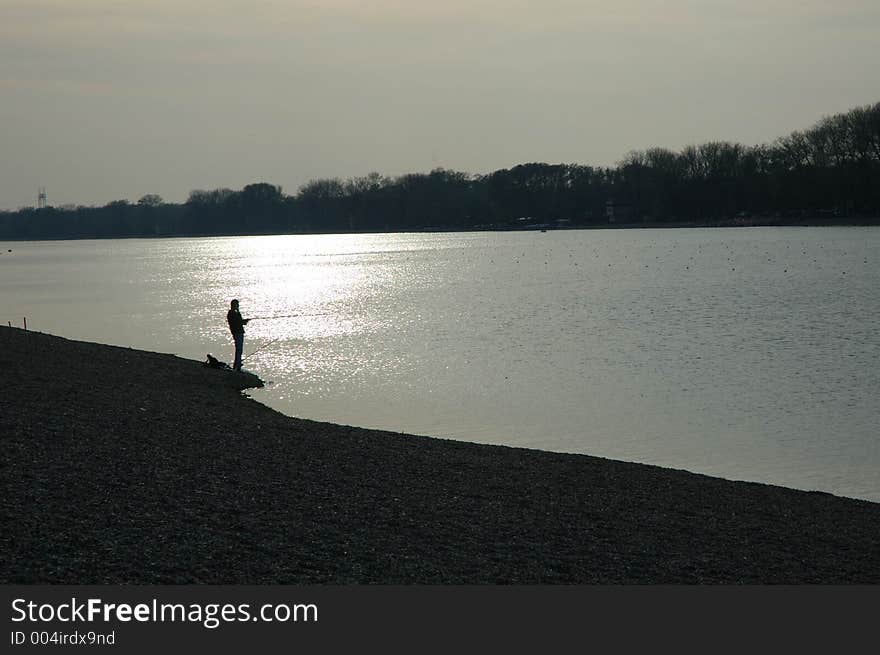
[1,0,878,210]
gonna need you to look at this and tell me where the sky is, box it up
[1,0,878,210]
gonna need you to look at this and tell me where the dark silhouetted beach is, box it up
[2,326,878,583]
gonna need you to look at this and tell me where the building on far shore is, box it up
[605,198,634,223]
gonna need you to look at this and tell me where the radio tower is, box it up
[37,187,47,209]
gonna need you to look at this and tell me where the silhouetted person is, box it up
[227,299,250,371]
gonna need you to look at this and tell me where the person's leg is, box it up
[233,332,244,370]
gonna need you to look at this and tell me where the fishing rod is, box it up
[247,313,332,320]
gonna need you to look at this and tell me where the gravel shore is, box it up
[2,326,878,583]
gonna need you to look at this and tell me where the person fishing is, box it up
[226,299,250,371]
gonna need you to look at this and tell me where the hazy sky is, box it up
[1,0,878,210]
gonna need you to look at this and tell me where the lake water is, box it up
[2,228,878,502]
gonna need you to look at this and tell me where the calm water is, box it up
[2,228,878,502]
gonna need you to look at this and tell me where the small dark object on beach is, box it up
[204,353,232,370]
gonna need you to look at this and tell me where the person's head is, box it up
[230,299,239,310]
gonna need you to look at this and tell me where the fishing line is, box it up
[240,312,331,362]
[241,335,288,362]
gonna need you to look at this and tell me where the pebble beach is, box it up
[2,325,878,584]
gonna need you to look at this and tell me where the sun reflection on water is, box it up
[176,233,421,388]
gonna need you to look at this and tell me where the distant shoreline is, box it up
[2,326,879,583]
[2,217,878,243]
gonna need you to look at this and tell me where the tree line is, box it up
[2,101,878,240]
